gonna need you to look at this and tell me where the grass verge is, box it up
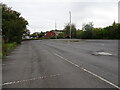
[2,42,17,58]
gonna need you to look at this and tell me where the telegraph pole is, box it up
[55,21,57,39]
[69,11,72,40]
[118,1,120,23]
[55,21,57,30]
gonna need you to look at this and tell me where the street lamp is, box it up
[55,21,57,39]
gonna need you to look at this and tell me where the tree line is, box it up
[62,21,120,39]
[76,22,120,39]
[35,21,120,39]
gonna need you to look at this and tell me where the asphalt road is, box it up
[2,39,119,88]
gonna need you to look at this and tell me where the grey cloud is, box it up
[0,1,118,33]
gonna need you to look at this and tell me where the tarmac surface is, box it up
[2,39,119,88]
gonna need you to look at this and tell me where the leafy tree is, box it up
[76,22,120,39]
[76,30,84,39]
[22,29,30,39]
[102,22,120,39]
[30,32,39,39]
[63,23,76,38]
[92,28,103,39]
[82,22,93,39]
[0,5,2,29]
[2,3,28,43]
[39,31,45,38]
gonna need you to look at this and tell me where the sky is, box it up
[0,0,119,33]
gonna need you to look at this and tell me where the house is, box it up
[45,31,56,38]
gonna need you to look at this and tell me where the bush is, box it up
[50,36,56,39]
[57,33,64,39]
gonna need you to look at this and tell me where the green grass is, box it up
[0,42,2,59]
[2,42,17,58]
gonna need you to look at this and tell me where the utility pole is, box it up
[55,21,57,30]
[118,1,120,23]
[69,11,72,40]
[55,21,57,39]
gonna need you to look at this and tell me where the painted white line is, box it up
[54,53,120,89]
[94,52,112,56]
[0,63,14,66]
[0,74,61,86]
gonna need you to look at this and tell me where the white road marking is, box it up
[54,53,120,89]
[97,52,112,56]
[0,74,61,86]
[0,63,14,66]
[94,52,112,56]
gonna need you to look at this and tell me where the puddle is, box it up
[92,51,112,56]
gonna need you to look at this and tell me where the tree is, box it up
[39,31,45,38]
[22,29,30,39]
[91,21,120,39]
[1,3,28,43]
[92,28,103,39]
[102,21,120,39]
[76,30,84,39]
[82,22,93,39]
[30,32,39,39]
[63,23,76,38]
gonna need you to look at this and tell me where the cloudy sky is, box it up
[1,0,119,33]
